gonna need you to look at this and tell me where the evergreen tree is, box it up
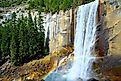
[0,0,27,7]
[37,12,45,54]
[0,25,2,60]
[28,0,95,13]
[1,24,11,60]
[28,0,35,9]
[10,12,19,65]
[10,28,18,65]
[18,15,29,63]
[19,18,26,63]
[0,11,46,65]
[27,11,35,54]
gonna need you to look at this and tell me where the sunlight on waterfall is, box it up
[45,0,99,81]
[67,0,99,81]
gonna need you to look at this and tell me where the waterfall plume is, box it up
[67,0,99,81]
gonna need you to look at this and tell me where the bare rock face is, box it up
[104,0,121,55]
[44,0,121,56]
[44,9,76,53]
[96,1,121,80]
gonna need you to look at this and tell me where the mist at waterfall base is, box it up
[45,0,99,81]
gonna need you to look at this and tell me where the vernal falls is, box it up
[45,0,99,81]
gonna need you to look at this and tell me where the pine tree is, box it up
[19,15,29,63]
[10,12,19,65]
[0,11,46,65]
[27,11,35,54]
[33,16,38,52]
[1,24,11,60]
[0,25,2,60]
[10,29,18,65]
[37,12,45,54]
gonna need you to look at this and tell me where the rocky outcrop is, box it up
[94,0,121,80]
[0,55,54,81]
[104,0,121,55]
[0,5,39,24]
[44,0,121,56]
[44,9,77,53]
[0,47,73,81]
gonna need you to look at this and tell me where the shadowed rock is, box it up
[87,78,99,81]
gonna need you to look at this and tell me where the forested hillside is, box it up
[0,0,95,65]
[0,0,96,66]
[0,11,46,65]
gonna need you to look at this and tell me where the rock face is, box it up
[0,6,39,24]
[104,0,121,55]
[45,0,121,55]
[94,1,121,80]
[44,9,76,53]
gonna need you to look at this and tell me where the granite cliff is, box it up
[44,0,121,56]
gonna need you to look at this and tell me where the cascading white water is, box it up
[44,0,99,81]
[67,0,99,81]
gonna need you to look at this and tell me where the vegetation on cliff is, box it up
[28,0,95,13]
[0,0,95,13]
[0,0,27,7]
[0,11,46,65]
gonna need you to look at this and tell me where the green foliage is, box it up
[1,23,11,60]
[0,12,46,65]
[28,0,95,13]
[10,13,21,65]
[28,0,73,13]
[0,25,2,60]
[0,0,27,7]
[84,0,95,3]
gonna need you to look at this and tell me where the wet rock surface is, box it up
[96,1,121,80]
[98,55,121,81]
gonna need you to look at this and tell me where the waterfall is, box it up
[44,0,99,81]
[67,0,99,81]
